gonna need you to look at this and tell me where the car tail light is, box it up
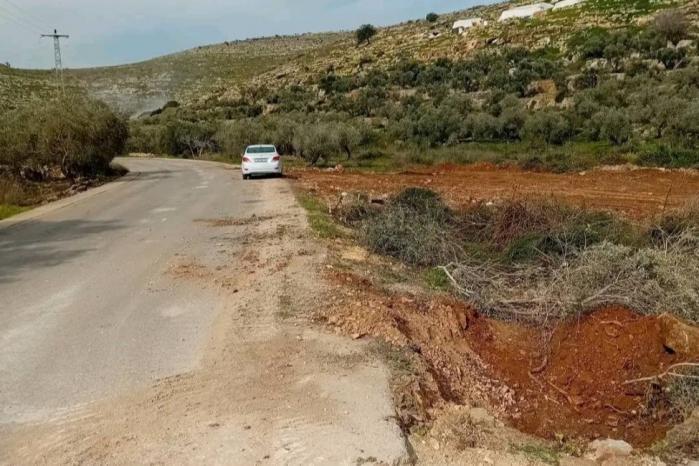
[242,156,252,163]
[272,155,280,161]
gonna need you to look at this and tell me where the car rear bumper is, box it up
[242,162,282,175]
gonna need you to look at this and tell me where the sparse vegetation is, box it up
[296,191,344,238]
[353,188,699,324]
[2,0,699,460]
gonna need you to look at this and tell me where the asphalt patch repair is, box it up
[320,271,699,448]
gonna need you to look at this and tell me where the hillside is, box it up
[2,0,693,113]
[0,32,346,114]
[2,0,699,170]
[248,0,693,90]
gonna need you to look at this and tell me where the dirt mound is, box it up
[322,270,699,448]
[471,307,698,447]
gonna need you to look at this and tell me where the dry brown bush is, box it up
[443,232,699,323]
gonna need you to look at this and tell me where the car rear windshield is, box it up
[246,146,276,154]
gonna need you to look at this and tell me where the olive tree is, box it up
[654,10,689,45]
[356,24,377,46]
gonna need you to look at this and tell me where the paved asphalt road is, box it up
[0,158,247,425]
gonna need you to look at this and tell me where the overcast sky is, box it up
[0,0,499,69]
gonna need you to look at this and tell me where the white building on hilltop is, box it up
[452,18,486,34]
[553,0,586,10]
[499,3,553,21]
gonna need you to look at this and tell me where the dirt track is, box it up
[292,164,699,220]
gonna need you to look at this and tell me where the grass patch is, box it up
[424,267,450,291]
[391,141,633,173]
[369,339,416,375]
[511,444,560,465]
[0,204,29,220]
[295,191,345,239]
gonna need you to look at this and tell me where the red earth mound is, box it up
[469,306,698,447]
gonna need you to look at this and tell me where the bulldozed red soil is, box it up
[291,164,699,220]
[470,306,696,447]
[321,271,699,448]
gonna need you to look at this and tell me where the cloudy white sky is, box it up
[0,0,498,69]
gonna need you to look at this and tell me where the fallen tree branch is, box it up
[623,363,699,385]
[437,264,474,297]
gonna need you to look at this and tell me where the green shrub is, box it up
[426,12,439,22]
[568,27,612,59]
[638,145,699,168]
[216,119,267,156]
[0,95,127,179]
[655,47,687,70]
[523,110,572,145]
[424,267,450,290]
[336,123,362,159]
[127,123,162,154]
[596,108,631,145]
[465,112,502,141]
[667,103,699,149]
[158,119,217,157]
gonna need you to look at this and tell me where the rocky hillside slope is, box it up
[3,0,694,115]
[0,32,346,115]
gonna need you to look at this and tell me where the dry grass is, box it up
[0,178,26,205]
[443,232,699,323]
[359,188,463,266]
[357,189,699,324]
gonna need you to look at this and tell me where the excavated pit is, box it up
[322,271,699,448]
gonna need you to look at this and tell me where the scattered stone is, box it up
[658,313,699,356]
[585,439,633,462]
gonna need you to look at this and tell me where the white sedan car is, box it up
[241,145,283,179]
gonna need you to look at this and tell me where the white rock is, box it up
[468,407,496,427]
[585,439,633,462]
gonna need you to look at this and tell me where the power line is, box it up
[0,0,53,31]
[0,0,49,33]
[0,5,45,34]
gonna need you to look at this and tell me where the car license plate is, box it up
[254,158,267,163]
